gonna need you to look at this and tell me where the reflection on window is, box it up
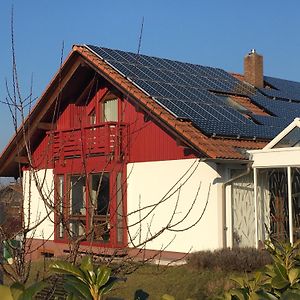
[89,109,96,126]
[218,95,250,114]
[57,175,64,239]
[292,168,300,241]
[269,169,289,242]
[103,99,118,122]
[70,176,86,215]
[58,173,113,242]
[90,173,110,241]
[116,172,123,244]
[69,175,86,238]
[273,127,300,148]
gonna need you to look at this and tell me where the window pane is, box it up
[116,172,123,244]
[89,109,96,125]
[70,176,86,215]
[273,127,300,148]
[90,173,110,241]
[103,99,118,122]
[58,175,64,239]
[69,175,86,238]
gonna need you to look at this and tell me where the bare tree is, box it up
[0,8,211,288]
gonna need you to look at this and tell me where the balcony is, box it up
[48,122,128,162]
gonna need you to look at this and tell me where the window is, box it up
[90,173,110,216]
[57,175,64,239]
[89,173,110,241]
[102,99,118,122]
[56,173,112,242]
[69,175,86,238]
[116,172,124,244]
[273,127,300,148]
[89,109,96,126]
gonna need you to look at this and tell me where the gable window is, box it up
[273,127,300,148]
[102,98,118,122]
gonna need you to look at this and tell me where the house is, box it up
[0,184,22,239]
[1,45,300,261]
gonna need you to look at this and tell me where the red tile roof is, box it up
[74,45,267,160]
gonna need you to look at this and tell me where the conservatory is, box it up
[247,118,300,248]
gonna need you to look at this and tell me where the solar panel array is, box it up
[87,45,300,140]
[264,76,300,101]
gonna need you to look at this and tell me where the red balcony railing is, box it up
[48,122,128,161]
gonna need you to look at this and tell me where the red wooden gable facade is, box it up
[28,71,197,249]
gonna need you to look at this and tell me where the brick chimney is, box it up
[244,49,264,88]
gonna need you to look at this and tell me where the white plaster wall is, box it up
[126,159,221,253]
[23,169,55,240]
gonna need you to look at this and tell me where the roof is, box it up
[248,118,300,168]
[2,44,300,176]
[86,45,300,140]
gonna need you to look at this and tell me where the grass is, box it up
[4,260,239,299]
[3,252,257,299]
[108,264,238,300]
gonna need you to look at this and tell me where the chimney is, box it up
[244,49,264,88]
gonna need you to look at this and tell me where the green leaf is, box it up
[64,275,92,299]
[10,282,24,300]
[64,282,91,300]
[80,256,93,272]
[80,256,96,284]
[96,266,111,288]
[231,277,245,288]
[249,291,260,300]
[50,261,86,283]
[281,289,300,300]
[273,262,288,280]
[0,285,14,300]
[99,276,118,296]
[288,268,300,285]
[228,288,248,300]
[271,275,290,290]
[263,264,276,278]
[161,294,175,300]
[255,290,278,300]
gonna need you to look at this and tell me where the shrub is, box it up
[223,239,300,299]
[50,256,117,300]
[187,247,272,272]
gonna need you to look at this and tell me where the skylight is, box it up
[273,126,300,148]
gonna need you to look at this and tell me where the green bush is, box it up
[50,256,117,300]
[224,239,300,299]
[187,247,272,272]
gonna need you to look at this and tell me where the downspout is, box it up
[221,161,253,248]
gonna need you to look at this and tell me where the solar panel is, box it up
[263,76,300,101]
[87,45,300,140]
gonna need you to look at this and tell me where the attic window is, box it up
[273,127,300,148]
[102,98,118,122]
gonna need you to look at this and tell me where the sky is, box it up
[0,0,300,151]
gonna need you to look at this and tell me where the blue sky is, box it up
[0,0,300,151]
